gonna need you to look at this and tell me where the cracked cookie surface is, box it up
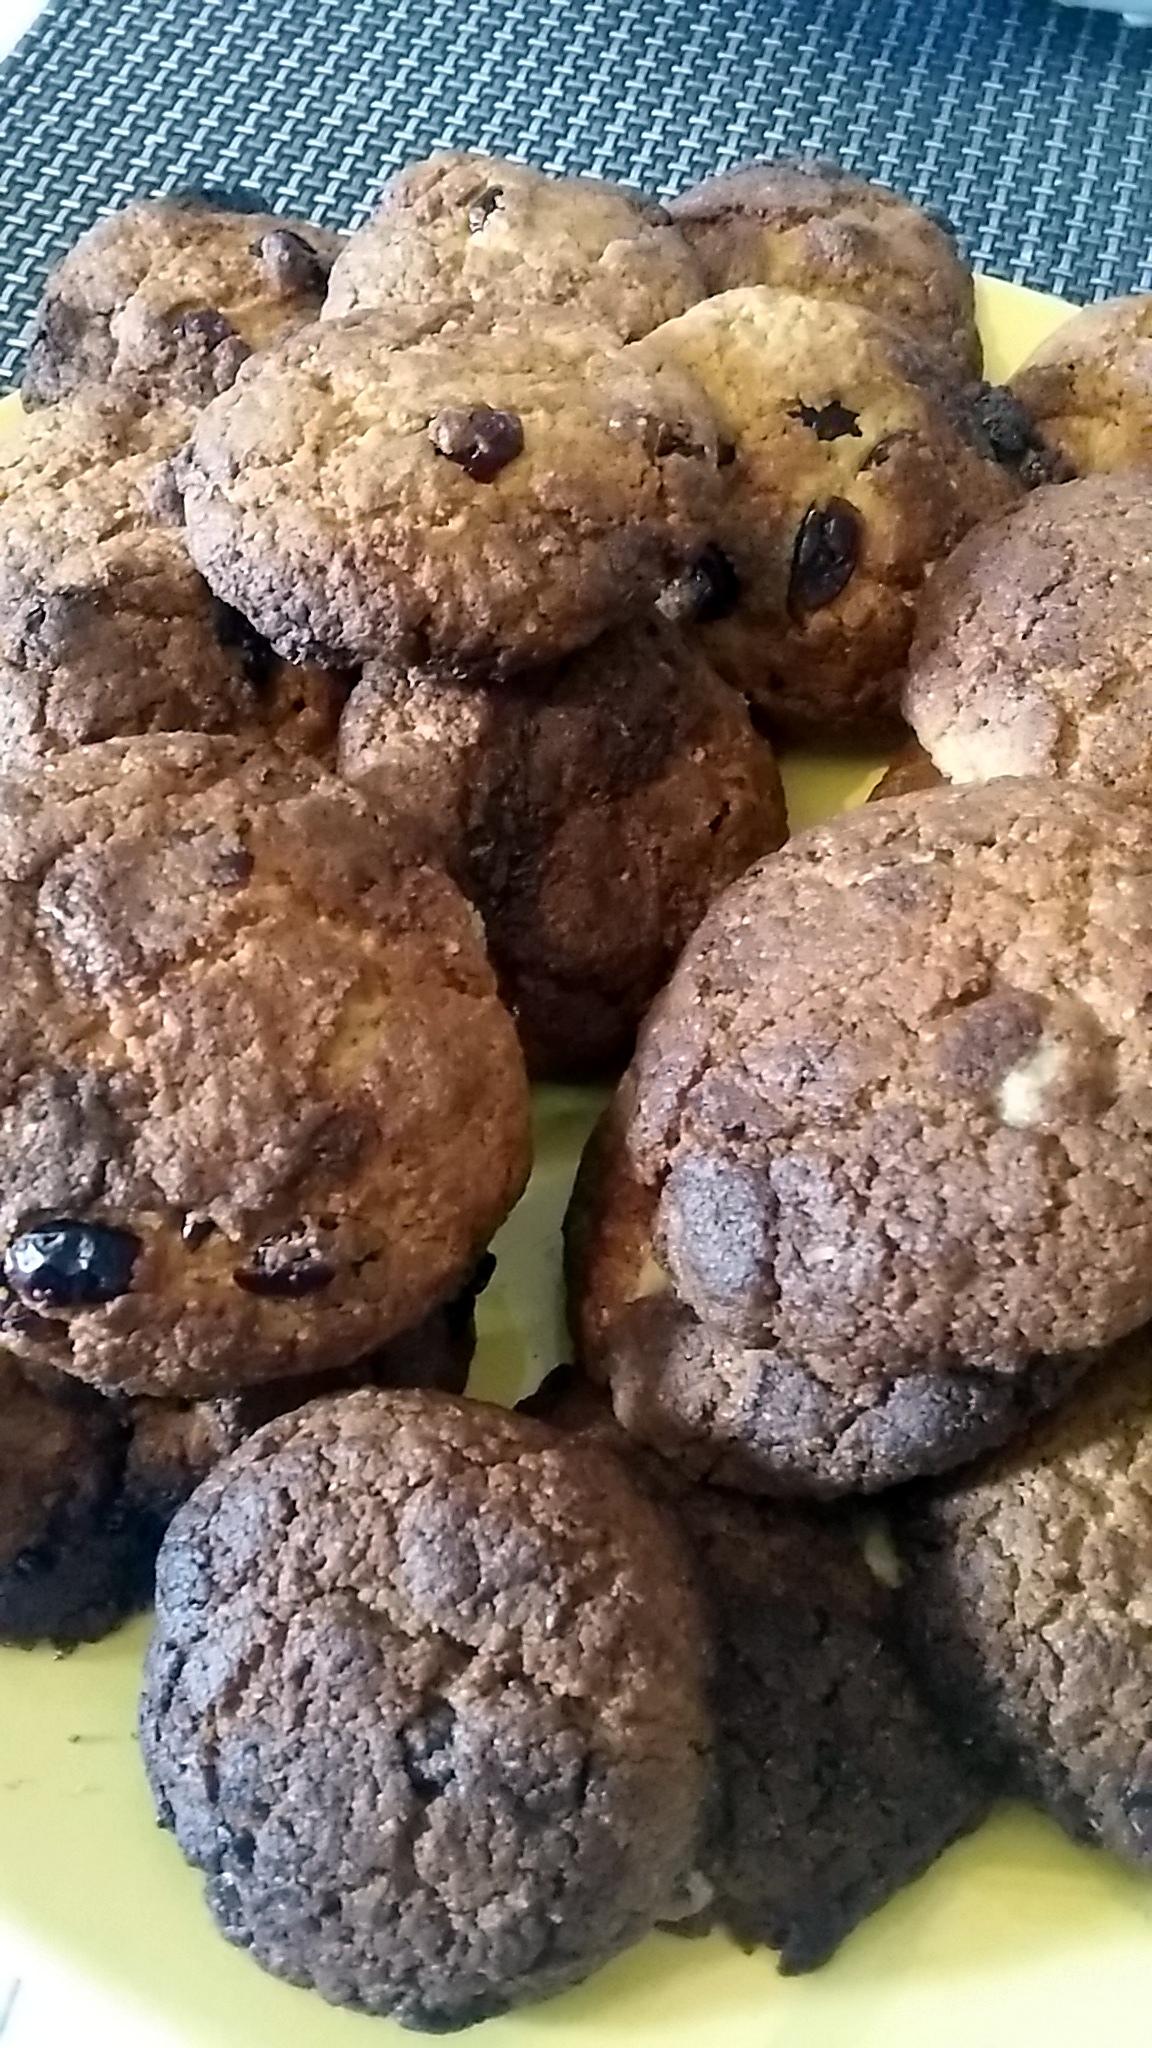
[620,778,1152,1378]
[670,156,981,378]
[628,288,1031,734]
[324,150,704,340]
[0,734,530,1398]
[179,309,723,676]
[337,619,787,1076]
[905,475,1152,799]
[894,1325,1152,1863]
[24,194,341,409]
[140,1388,709,2029]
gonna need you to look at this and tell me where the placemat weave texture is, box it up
[0,0,1149,380]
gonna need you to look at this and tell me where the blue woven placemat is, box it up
[0,0,1150,382]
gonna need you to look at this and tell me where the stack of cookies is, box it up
[6,140,1152,2035]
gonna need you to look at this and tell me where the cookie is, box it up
[0,395,344,769]
[323,151,704,340]
[628,289,1034,734]
[139,1389,710,2029]
[0,1353,147,1644]
[621,778,1152,1379]
[905,474,1152,798]
[525,1366,985,1969]
[868,740,943,802]
[670,156,981,378]
[0,735,530,1398]
[23,193,342,410]
[178,309,724,676]
[565,1097,1085,1494]
[337,620,787,1076]
[894,1325,1152,1862]
[1010,293,1152,475]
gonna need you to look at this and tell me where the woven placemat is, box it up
[0,0,1149,381]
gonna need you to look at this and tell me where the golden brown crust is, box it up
[0,734,530,1397]
[324,151,705,340]
[670,157,981,377]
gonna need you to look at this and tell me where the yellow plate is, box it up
[7,278,1144,2048]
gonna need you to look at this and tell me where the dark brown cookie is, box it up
[893,1325,1152,1863]
[0,735,530,1398]
[0,395,345,770]
[140,1389,710,2029]
[1010,293,1152,476]
[621,778,1152,1378]
[670,157,981,378]
[337,620,787,1076]
[0,1352,147,1643]
[905,474,1152,798]
[324,151,704,340]
[23,194,342,410]
[628,289,1029,735]
[524,1365,986,1969]
[564,1098,1086,1495]
[177,310,724,676]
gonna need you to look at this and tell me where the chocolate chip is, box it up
[860,431,911,472]
[428,406,524,483]
[966,383,1069,486]
[922,201,958,241]
[233,1227,336,1299]
[254,228,331,297]
[657,544,741,625]
[789,398,861,442]
[181,1217,216,1250]
[788,499,861,618]
[467,186,504,232]
[177,307,240,351]
[717,438,738,468]
[5,1221,140,1309]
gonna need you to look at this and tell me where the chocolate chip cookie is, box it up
[621,778,1152,1380]
[0,395,344,769]
[178,309,724,676]
[670,156,981,378]
[894,1324,1152,1863]
[906,474,1152,798]
[24,193,341,410]
[565,1094,1085,1494]
[140,1389,710,2029]
[323,150,704,341]
[629,289,1035,733]
[0,1352,147,1643]
[0,734,530,1399]
[526,1365,985,1968]
[337,620,787,1076]
[1011,293,1152,475]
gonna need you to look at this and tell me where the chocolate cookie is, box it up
[178,309,724,676]
[621,778,1152,1379]
[0,395,343,769]
[629,289,1034,734]
[525,1366,985,1969]
[0,735,530,1398]
[140,1389,710,2029]
[905,474,1152,798]
[1011,293,1152,476]
[23,194,341,410]
[323,151,704,340]
[868,740,943,802]
[0,1353,146,1643]
[670,156,981,378]
[337,620,787,1076]
[565,1096,1085,1494]
[894,1325,1152,1862]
